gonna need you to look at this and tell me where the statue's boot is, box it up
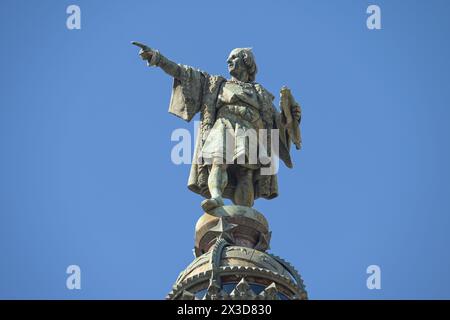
[201,197,224,212]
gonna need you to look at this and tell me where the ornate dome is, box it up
[166,206,308,300]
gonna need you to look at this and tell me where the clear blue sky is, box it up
[1,0,449,299]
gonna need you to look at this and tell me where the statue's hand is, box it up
[139,49,153,61]
[131,41,157,65]
[131,41,180,77]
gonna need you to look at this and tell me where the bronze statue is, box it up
[132,42,301,212]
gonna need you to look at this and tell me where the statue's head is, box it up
[227,48,257,82]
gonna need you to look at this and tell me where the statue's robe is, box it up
[168,65,294,201]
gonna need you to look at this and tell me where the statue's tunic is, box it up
[167,65,294,201]
[202,80,268,169]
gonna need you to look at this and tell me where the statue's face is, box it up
[227,49,247,80]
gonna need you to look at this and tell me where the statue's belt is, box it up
[217,103,262,124]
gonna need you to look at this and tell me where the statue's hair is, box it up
[234,48,258,82]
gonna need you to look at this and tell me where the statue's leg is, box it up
[201,158,227,212]
[208,160,228,201]
[233,167,254,207]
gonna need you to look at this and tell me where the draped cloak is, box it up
[168,65,295,201]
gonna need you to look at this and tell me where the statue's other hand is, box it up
[291,104,301,122]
